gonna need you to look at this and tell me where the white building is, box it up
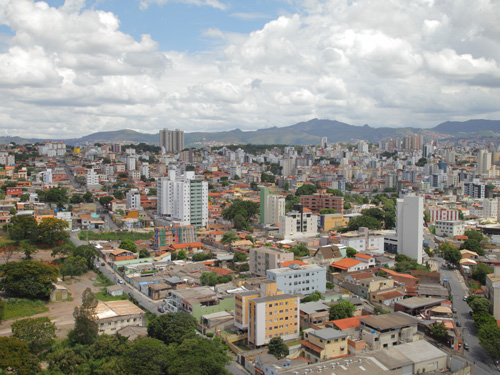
[159,128,184,153]
[483,198,498,220]
[126,189,141,210]
[140,163,150,179]
[279,205,318,239]
[428,207,460,223]
[266,264,327,296]
[340,227,385,254]
[86,169,100,189]
[259,188,285,225]
[126,155,137,171]
[396,195,424,264]
[478,150,492,174]
[157,167,208,228]
[435,220,465,238]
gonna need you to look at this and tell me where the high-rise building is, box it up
[157,167,208,227]
[259,188,285,225]
[300,194,344,214]
[159,128,184,153]
[396,195,424,264]
[126,188,141,210]
[463,180,485,198]
[478,150,492,174]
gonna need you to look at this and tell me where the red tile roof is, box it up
[331,258,362,270]
[332,315,372,330]
[281,260,308,267]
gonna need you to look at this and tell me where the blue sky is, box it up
[0,0,499,138]
[43,0,296,52]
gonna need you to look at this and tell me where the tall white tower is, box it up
[477,150,492,174]
[396,194,424,264]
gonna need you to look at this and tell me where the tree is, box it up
[478,322,500,361]
[0,337,40,375]
[119,239,137,253]
[114,190,124,200]
[250,181,259,191]
[192,252,214,262]
[0,260,58,299]
[19,193,29,202]
[362,208,385,223]
[285,194,301,212]
[329,300,356,320]
[139,248,150,258]
[301,291,322,303]
[221,232,239,246]
[122,337,169,375]
[471,263,494,285]
[344,202,351,210]
[423,210,430,224]
[83,191,94,203]
[346,247,357,258]
[347,215,382,231]
[11,317,56,354]
[147,312,197,345]
[0,297,5,322]
[267,337,289,359]
[328,189,343,197]
[177,249,187,260]
[295,184,317,196]
[70,194,83,204]
[464,230,484,243]
[20,240,37,260]
[222,200,259,230]
[60,255,87,280]
[288,243,310,258]
[468,296,492,315]
[8,215,38,242]
[9,207,17,215]
[73,244,99,269]
[233,251,248,263]
[37,187,69,208]
[320,208,337,214]
[68,287,98,346]
[460,239,484,255]
[440,242,462,265]
[200,271,232,286]
[99,196,114,208]
[37,217,69,245]
[167,337,231,375]
[429,322,448,341]
[326,282,334,290]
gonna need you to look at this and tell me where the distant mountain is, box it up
[434,119,500,134]
[0,119,498,147]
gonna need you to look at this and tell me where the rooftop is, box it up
[309,327,348,341]
[360,312,417,331]
[96,300,144,319]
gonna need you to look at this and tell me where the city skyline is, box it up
[0,0,499,139]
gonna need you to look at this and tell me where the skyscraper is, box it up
[259,187,285,225]
[477,150,492,174]
[159,128,184,153]
[396,194,424,264]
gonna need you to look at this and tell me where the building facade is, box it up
[249,247,294,277]
[396,195,424,264]
[435,220,465,238]
[266,264,327,296]
[159,128,184,153]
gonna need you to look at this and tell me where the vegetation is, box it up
[295,184,317,197]
[301,291,322,303]
[2,298,49,320]
[346,247,357,258]
[286,243,310,258]
[267,337,289,359]
[221,232,239,246]
[191,252,215,262]
[471,263,493,285]
[68,288,99,346]
[200,272,232,286]
[0,261,58,299]
[147,312,197,345]
[347,215,382,231]
[37,217,70,245]
[439,242,462,265]
[12,317,57,354]
[233,251,248,263]
[429,322,448,341]
[0,337,40,375]
[222,199,259,231]
[394,254,430,272]
[119,239,138,253]
[329,300,356,320]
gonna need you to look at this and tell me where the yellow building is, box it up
[320,213,347,231]
[235,281,300,347]
[302,328,349,362]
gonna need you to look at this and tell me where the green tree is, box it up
[221,232,239,246]
[191,252,214,262]
[423,210,430,224]
[0,337,40,375]
[329,300,356,320]
[346,247,357,258]
[73,244,99,269]
[285,194,301,212]
[201,272,220,286]
[288,243,310,258]
[471,263,494,285]
[222,200,259,230]
[9,207,17,215]
[267,336,289,359]
[347,215,382,231]
[0,260,58,299]
[250,181,258,191]
[464,230,484,243]
[429,322,448,341]
[11,317,56,354]
[177,249,187,260]
[19,193,29,202]
[147,312,197,345]
[139,248,150,258]
[60,255,87,280]
[119,239,137,253]
[68,288,98,346]
[70,194,83,204]
[301,291,322,303]
[460,239,484,255]
[295,184,317,196]
[362,208,385,222]
[478,322,500,361]
[344,202,351,210]
[8,215,38,242]
[468,296,492,315]
[320,208,337,214]
[83,191,94,203]
[122,337,169,375]
[167,337,231,375]
[114,190,124,200]
[99,196,114,208]
[233,251,248,263]
[328,189,344,197]
[37,217,69,245]
[440,242,462,265]
[37,187,69,208]
[326,282,334,290]
[46,345,88,374]
[0,297,5,322]
[20,240,37,260]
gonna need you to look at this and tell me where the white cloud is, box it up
[0,0,499,138]
[139,0,227,11]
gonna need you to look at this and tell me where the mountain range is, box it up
[1,119,499,147]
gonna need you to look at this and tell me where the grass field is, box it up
[78,231,153,241]
[3,298,49,320]
[94,291,129,302]
[93,273,114,288]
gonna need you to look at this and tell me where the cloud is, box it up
[0,0,499,138]
[139,0,227,11]
[229,12,270,20]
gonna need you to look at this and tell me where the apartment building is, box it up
[260,187,285,225]
[300,194,344,214]
[159,128,184,153]
[435,220,464,237]
[153,224,197,251]
[428,207,459,223]
[266,263,326,296]
[396,195,424,264]
[249,247,294,277]
[485,267,500,320]
[302,328,349,363]
[279,204,318,239]
[126,188,141,210]
[157,167,208,227]
[340,227,385,254]
[359,312,418,350]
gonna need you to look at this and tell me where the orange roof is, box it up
[377,290,404,300]
[381,268,418,281]
[281,260,308,267]
[331,258,362,270]
[210,231,225,235]
[207,266,234,276]
[355,253,373,259]
[455,235,468,240]
[170,242,203,249]
[332,315,372,330]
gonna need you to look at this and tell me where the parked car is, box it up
[452,308,457,313]
[456,321,461,327]
[463,296,468,301]
[464,342,469,350]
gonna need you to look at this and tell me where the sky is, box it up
[0,0,499,139]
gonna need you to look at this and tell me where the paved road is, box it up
[436,255,499,374]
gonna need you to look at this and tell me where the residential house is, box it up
[301,328,349,363]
